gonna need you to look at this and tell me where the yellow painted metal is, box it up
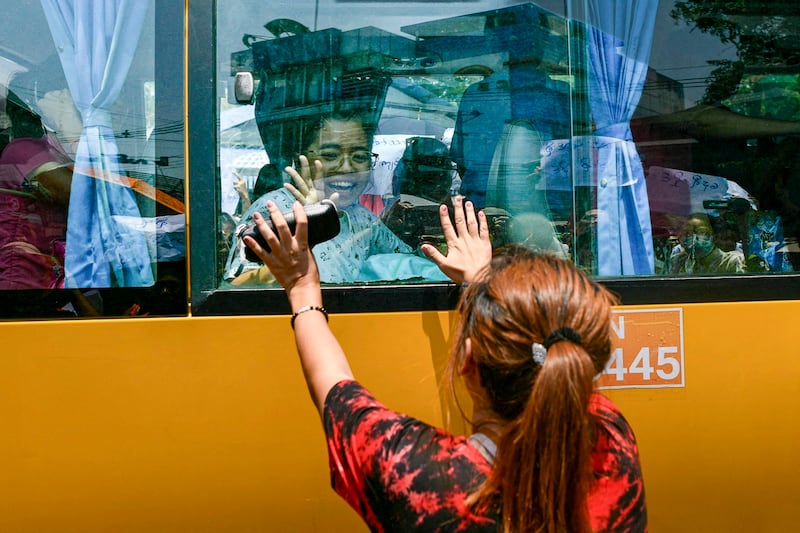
[0,300,798,531]
[604,299,800,532]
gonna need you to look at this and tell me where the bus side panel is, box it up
[0,301,798,531]
[605,300,800,532]
[0,312,449,532]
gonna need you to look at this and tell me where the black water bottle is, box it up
[238,199,340,262]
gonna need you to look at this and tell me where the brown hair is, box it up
[450,246,619,532]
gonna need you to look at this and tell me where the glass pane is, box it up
[568,0,800,276]
[215,0,800,288]
[0,2,186,318]
[217,0,570,287]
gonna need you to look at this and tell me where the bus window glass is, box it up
[216,0,570,287]
[215,0,800,290]
[569,0,800,276]
[0,1,187,319]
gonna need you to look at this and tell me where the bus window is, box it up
[214,0,571,289]
[570,1,800,277]
[195,1,800,314]
[0,1,186,319]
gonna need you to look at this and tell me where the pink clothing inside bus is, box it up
[0,134,72,289]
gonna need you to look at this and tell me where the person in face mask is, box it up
[669,213,745,274]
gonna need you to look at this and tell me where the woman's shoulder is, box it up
[324,383,498,530]
[325,380,488,468]
[589,392,635,441]
[589,392,643,470]
[588,392,647,531]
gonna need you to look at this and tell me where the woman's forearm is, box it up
[287,285,354,416]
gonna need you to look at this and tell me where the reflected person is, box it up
[0,89,73,289]
[224,111,440,285]
[670,213,745,274]
[508,212,568,259]
[381,136,455,250]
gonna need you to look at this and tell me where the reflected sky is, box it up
[216,0,737,108]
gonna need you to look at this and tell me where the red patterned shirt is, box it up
[324,380,646,532]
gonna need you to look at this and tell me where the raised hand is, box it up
[241,200,320,294]
[421,196,492,284]
[233,171,252,213]
[284,155,339,205]
[233,171,249,199]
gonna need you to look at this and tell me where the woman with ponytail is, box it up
[245,195,646,532]
[450,250,645,532]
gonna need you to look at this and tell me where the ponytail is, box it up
[467,340,596,533]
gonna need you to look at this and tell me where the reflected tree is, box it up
[671,0,800,105]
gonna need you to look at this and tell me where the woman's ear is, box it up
[459,337,475,375]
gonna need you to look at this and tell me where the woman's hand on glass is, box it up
[284,155,339,206]
[242,200,320,294]
[421,196,492,284]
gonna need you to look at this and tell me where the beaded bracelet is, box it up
[290,305,328,330]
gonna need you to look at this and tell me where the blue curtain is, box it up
[41,0,154,287]
[585,0,657,275]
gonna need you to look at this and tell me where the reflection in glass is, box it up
[216,0,800,286]
[218,1,571,285]
[0,90,72,290]
[1,1,187,318]
[224,113,449,285]
[669,212,745,274]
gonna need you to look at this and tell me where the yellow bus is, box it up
[2,1,798,531]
